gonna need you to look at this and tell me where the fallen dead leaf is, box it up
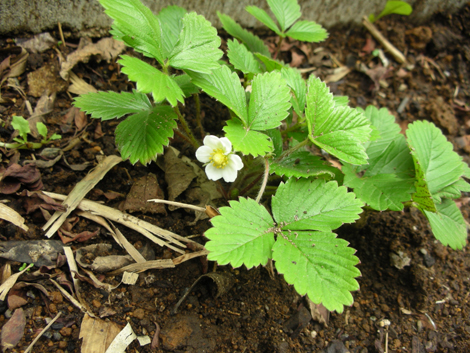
[16,32,57,53]
[79,314,123,353]
[0,203,28,231]
[60,37,126,80]
[120,173,166,214]
[0,163,43,194]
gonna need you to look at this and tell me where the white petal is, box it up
[228,154,243,170]
[195,145,213,163]
[221,164,238,182]
[219,137,232,154]
[203,135,222,150]
[205,164,224,181]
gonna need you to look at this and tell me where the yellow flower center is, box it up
[210,148,229,169]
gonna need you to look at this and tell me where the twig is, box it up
[24,312,62,353]
[57,22,66,50]
[148,199,206,213]
[362,16,406,64]
[256,158,269,203]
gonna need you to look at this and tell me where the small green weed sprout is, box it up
[73,0,469,313]
[369,0,413,23]
[0,115,61,150]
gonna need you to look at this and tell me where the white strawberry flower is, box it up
[196,135,243,182]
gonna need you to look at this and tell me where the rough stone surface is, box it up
[1,0,467,36]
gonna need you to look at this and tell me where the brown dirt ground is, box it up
[1,5,470,353]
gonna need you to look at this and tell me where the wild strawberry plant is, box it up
[73,0,470,313]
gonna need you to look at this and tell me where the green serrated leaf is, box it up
[411,154,436,212]
[36,122,48,139]
[205,197,275,268]
[273,230,360,313]
[270,151,337,179]
[281,67,306,117]
[119,55,184,107]
[333,96,349,107]
[407,120,463,195]
[188,65,248,123]
[100,0,164,63]
[248,71,291,130]
[168,12,222,73]
[267,0,301,32]
[343,164,413,211]
[115,105,177,165]
[224,119,273,157]
[246,6,281,35]
[254,53,285,72]
[11,116,30,141]
[434,178,470,202]
[286,20,328,42]
[73,90,152,121]
[424,198,467,250]
[356,106,414,178]
[217,12,271,57]
[227,39,262,74]
[272,178,364,232]
[372,1,413,23]
[306,77,370,165]
[172,74,200,97]
[157,6,186,58]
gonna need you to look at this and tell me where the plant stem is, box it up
[277,138,310,161]
[282,121,306,136]
[274,36,284,60]
[0,142,44,149]
[239,172,264,196]
[256,158,270,203]
[193,93,205,139]
[173,105,200,148]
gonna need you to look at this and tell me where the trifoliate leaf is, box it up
[272,178,364,232]
[281,67,306,117]
[115,105,177,165]
[100,0,164,63]
[119,55,184,107]
[217,12,271,57]
[248,71,291,130]
[37,122,48,139]
[424,198,467,250]
[343,164,413,211]
[254,53,285,72]
[172,74,200,97]
[270,151,337,179]
[407,121,464,195]
[188,65,248,123]
[11,116,30,141]
[168,12,222,73]
[273,230,360,313]
[267,0,301,32]
[157,6,186,58]
[286,20,328,42]
[306,77,370,165]
[227,39,262,74]
[224,119,273,157]
[245,6,281,35]
[73,90,151,121]
[205,197,275,268]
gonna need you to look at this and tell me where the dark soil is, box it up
[1,5,470,353]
